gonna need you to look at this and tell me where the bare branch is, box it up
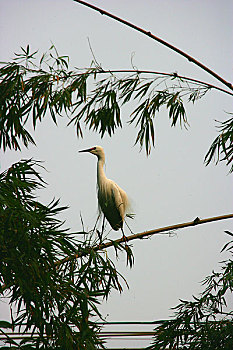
[56,213,233,266]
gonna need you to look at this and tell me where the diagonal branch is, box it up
[73,0,233,91]
[56,213,233,266]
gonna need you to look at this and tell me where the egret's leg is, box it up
[97,229,102,244]
[93,212,101,232]
[121,227,128,242]
[97,216,105,243]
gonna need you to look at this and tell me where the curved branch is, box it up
[85,69,233,97]
[24,65,233,96]
[56,213,233,266]
[73,0,233,91]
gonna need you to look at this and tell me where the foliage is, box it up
[0,159,133,349]
[205,115,233,173]
[1,45,232,169]
[1,45,217,155]
[148,233,233,349]
[1,45,232,168]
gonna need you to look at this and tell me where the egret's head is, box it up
[79,146,105,160]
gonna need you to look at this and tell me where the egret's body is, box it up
[79,146,129,232]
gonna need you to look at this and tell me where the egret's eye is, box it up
[91,147,96,151]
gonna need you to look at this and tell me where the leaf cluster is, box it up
[0,159,133,349]
[205,115,233,173]
[148,235,233,349]
[0,45,72,151]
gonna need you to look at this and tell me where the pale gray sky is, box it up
[1,0,233,347]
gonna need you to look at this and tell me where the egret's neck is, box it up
[97,156,107,187]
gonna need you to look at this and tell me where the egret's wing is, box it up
[97,179,129,231]
[111,184,125,219]
[102,183,123,230]
[112,183,129,216]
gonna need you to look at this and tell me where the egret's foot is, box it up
[122,233,128,243]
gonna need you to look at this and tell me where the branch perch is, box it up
[56,213,233,266]
[1,214,232,292]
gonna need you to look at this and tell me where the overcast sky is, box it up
[1,0,233,347]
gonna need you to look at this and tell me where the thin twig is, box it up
[56,214,233,266]
[73,0,233,91]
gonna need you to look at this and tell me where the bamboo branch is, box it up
[73,0,233,91]
[83,69,233,97]
[56,214,233,266]
[22,63,233,97]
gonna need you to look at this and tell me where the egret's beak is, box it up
[79,148,91,153]
[79,147,93,153]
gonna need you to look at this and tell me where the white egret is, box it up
[79,146,129,239]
